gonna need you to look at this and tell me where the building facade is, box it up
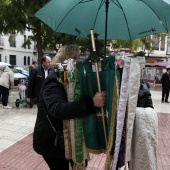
[145,33,170,63]
[0,31,37,66]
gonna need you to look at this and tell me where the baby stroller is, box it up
[15,79,34,108]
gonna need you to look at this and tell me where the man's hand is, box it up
[93,91,106,107]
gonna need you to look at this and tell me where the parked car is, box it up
[15,66,29,78]
[12,68,27,86]
[0,62,28,86]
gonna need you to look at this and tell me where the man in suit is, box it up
[27,56,53,104]
[161,67,170,103]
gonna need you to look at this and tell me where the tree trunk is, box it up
[36,22,43,65]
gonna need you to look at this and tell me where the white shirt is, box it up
[44,69,48,78]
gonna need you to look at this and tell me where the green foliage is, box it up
[0,0,168,62]
[0,0,66,62]
[111,39,142,51]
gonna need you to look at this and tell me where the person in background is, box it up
[33,44,106,170]
[0,65,14,109]
[161,67,170,103]
[27,56,53,104]
[0,69,2,103]
[28,61,38,74]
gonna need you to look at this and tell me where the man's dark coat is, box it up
[27,65,53,100]
[161,72,170,89]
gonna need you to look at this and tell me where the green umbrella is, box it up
[35,0,170,41]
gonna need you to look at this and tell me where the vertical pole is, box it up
[90,29,108,147]
[104,0,109,57]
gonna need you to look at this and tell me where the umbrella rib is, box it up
[55,2,80,31]
[56,0,94,32]
[115,0,132,40]
[140,0,168,32]
[92,0,105,29]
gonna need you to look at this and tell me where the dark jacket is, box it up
[161,72,170,89]
[27,65,53,99]
[33,70,96,157]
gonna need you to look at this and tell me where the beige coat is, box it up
[0,66,14,89]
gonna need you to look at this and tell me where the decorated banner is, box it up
[77,55,120,154]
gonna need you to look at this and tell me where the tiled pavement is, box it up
[0,84,169,170]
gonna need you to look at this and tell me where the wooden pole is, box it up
[90,29,108,147]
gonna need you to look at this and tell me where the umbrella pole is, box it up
[104,0,109,57]
[90,29,108,147]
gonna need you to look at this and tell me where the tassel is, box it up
[105,158,110,170]
[69,161,73,170]
[124,165,126,170]
[73,163,76,170]
[105,162,109,170]
[64,71,69,85]
[78,165,82,170]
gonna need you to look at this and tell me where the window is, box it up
[10,35,16,47]
[160,38,165,51]
[24,35,26,49]
[152,35,159,51]
[28,56,30,65]
[24,56,26,65]
[0,36,4,46]
[10,55,16,65]
[28,36,32,49]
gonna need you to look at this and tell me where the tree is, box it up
[0,0,75,63]
[111,39,142,52]
[140,33,167,60]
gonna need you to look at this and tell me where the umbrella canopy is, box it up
[35,0,170,41]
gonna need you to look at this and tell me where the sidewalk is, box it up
[0,84,169,170]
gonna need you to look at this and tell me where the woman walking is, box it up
[0,65,14,109]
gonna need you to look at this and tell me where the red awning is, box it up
[146,62,170,67]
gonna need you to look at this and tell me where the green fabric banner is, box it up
[76,55,120,153]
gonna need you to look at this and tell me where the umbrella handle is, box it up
[90,29,96,52]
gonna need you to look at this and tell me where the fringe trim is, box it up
[86,147,106,154]
[71,163,86,170]
[105,72,119,170]
[63,120,72,160]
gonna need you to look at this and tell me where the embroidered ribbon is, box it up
[125,58,141,162]
[62,63,87,167]
[111,66,130,170]
[105,70,119,170]
[68,69,87,166]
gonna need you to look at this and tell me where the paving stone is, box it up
[0,84,169,170]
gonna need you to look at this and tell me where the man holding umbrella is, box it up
[161,66,170,103]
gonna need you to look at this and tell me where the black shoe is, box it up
[165,101,169,103]
[162,100,164,103]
